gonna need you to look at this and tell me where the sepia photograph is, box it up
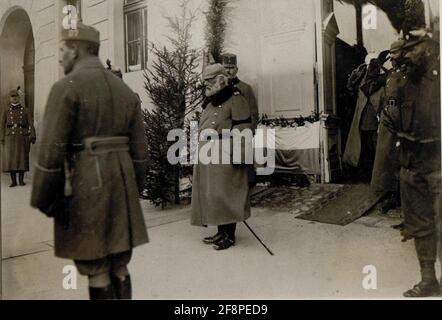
[0,0,440,305]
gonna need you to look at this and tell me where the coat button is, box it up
[214,113,218,116]
[211,121,216,125]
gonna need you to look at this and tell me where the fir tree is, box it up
[204,0,233,63]
[143,0,204,207]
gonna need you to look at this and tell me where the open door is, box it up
[315,2,341,183]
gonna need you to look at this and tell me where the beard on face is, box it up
[205,75,228,97]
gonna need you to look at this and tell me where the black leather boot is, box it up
[404,236,439,298]
[403,281,440,297]
[213,232,235,251]
[111,275,132,300]
[9,172,17,188]
[213,224,236,251]
[203,233,223,244]
[89,285,114,300]
[204,226,225,244]
[18,172,25,186]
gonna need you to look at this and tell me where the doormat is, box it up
[296,184,381,226]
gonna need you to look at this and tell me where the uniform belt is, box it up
[6,124,27,129]
[69,136,130,155]
[397,132,441,144]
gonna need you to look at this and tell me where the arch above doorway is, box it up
[0,7,34,109]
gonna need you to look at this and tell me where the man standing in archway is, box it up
[0,88,36,187]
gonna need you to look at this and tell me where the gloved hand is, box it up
[31,137,36,144]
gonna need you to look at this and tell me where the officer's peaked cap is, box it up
[61,22,100,45]
[203,63,227,80]
[222,53,237,67]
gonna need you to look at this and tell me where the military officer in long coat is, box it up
[371,40,406,213]
[383,32,441,297]
[343,55,386,183]
[222,53,259,188]
[191,63,254,250]
[0,89,36,187]
[31,23,149,300]
[222,53,259,131]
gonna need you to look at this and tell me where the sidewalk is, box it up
[1,175,430,300]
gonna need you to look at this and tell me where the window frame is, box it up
[124,0,148,72]
[66,0,82,22]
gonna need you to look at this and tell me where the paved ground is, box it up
[1,174,440,300]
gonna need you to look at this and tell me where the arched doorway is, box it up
[24,31,35,117]
[0,8,34,117]
[0,8,35,173]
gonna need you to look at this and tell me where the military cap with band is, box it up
[61,21,100,44]
[203,63,227,80]
[402,29,429,50]
[222,53,238,67]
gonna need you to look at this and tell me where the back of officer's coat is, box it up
[31,56,149,260]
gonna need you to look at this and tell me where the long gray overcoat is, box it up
[191,91,254,227]
[31,56,149,260]
[0,103,36,172]
[343,77,385,167]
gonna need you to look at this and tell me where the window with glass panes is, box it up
[124,0,148,72]
[66,0,82,22]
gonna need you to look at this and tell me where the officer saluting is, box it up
[383,30,441,297]
[0,89,36,187]
[31,22,149,299]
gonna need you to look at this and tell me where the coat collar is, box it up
[71,56,104,73]
[10,103,22,110]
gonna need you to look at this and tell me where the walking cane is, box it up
[243,221,274,256]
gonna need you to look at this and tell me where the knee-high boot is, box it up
[9,172,17,187]
[18,171,25,186]
[403,234,440,297]
[89,285,114,300]
[415,235,438,284]
[111,275,132,300]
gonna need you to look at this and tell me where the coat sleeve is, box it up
[31,81,77,215]
[128,99,149,192]
[231,95,254,164]
[25,106,36,141]
[243,85,259,133]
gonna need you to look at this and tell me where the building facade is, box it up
[0,0,438,182]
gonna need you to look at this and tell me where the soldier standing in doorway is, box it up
[31,22,149,300]
[371,40,406,214]
[0,88,36,187]
[383,31,441,297]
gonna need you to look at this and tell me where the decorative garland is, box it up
[258,112,320,128]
